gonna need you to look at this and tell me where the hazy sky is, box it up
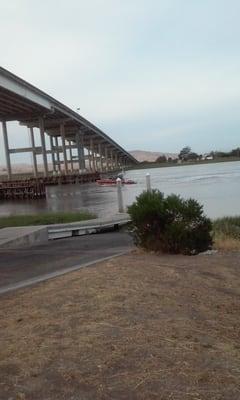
[1,0,240,164]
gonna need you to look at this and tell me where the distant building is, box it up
[202,154,213,160]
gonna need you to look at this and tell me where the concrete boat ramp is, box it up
[0,213,131,248]
[0,231,134,295]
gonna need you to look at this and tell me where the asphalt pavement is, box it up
[0,232,134,295]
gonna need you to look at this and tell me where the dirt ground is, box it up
[0,250,240,400]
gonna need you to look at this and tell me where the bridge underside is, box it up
[0,67,137,180]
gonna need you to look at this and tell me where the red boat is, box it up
[96,178,136,186]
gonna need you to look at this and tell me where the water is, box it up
[0,161,240,219]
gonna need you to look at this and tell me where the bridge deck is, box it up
[0,67,137,180]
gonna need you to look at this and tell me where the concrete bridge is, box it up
[0,67,137,180]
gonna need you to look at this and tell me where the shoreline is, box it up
[126,157,240,171]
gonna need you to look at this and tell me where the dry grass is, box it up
[213,216,240,251]
[214,235,240,251]
[0,250,240,399]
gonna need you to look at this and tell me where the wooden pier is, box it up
[43,172,100,186]
[0,180,45,200]
[0,172,100,200]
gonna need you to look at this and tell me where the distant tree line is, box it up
[137,146,240,165]
[155,155,178,163]
[209,148,240,159]
[153,146,240,164]
[178,146,240,161]
[178,146,199,161]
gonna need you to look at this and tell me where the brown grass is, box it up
[0,250,240,399]
[214,235,240,251]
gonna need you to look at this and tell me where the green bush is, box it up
[128,190,212,255]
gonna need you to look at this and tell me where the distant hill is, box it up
[130,150,178,162]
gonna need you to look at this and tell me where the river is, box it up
[0,161,239,219]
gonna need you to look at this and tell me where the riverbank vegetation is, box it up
[178,146,240,162]
[128,190,240,254]
[0,211,95,228]
[128,145,240,170]
[127,156,240,170]
[213,216,240,251]
[128,190,212,255]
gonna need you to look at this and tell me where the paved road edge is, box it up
[0,249,132,296]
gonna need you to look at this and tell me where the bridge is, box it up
[0,67,137,180]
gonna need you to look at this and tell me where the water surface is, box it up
[0,161,239,219]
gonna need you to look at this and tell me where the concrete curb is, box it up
[48,216,131,239]
[0,214,131,247]
[0,250,132,295]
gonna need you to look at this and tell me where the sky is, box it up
[0,0,240,164]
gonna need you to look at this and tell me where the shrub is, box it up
[128,190,212,255]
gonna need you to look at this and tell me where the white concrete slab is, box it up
[0,226,48,248]
[47,213,131,239]
[0,213,131,247]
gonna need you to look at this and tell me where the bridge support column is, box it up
[80,135,86,171]
[98,143,103,172]
[115,153,118,170]
[1,121,12,180]
[90,138,96,172]
[60,123,68,174]
[95,144,100,171]
[87,147,92,171]
[49,136,57,174]
[29,126,38,178]
[54,137,61,173]
[105,147,109,172]
[75,133,81,171]
[111,150,114,170]
[75,132,85,172]
[39,117,48,177]
[119,157,123,169]
[68,140,74,172]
